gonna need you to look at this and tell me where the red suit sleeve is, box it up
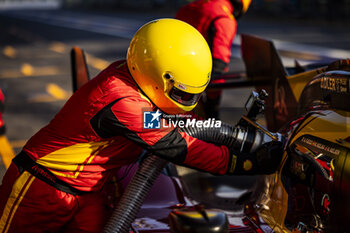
[179,132,230,175]
[91,96,230,175]
[211,17,237,65]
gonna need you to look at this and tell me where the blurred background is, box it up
[1,0,350,20]
[37,0,350,19]
[0,0,349,216]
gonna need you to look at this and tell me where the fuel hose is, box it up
[103,154,168,233]
[103,122,251,233]
[181,122,254,152]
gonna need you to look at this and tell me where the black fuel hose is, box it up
[180,122,250,151]
[103,155,168,233]
[103,122,247,233]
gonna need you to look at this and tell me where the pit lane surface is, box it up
[0,8,349,217]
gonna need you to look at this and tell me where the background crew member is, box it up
[176,0,252,118]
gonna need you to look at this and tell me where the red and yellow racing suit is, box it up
[0,60,230,233]
[176,0,237,118]
[176,0,237,73]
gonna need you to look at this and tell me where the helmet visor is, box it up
[169,86,202,106]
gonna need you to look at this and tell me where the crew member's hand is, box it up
[227,141,283,175]
[256,141,284,174]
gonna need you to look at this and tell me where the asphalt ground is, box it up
[0,8,349,211]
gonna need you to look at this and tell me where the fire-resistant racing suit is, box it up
[0,60,232,233]
[176,0,237,118]
[176,0,237,74]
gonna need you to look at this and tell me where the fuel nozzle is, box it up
[247,89,268,120]
[235,89,284,153]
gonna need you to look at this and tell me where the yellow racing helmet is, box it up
[127,18,212,114]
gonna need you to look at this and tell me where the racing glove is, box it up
[227,141,284,175]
